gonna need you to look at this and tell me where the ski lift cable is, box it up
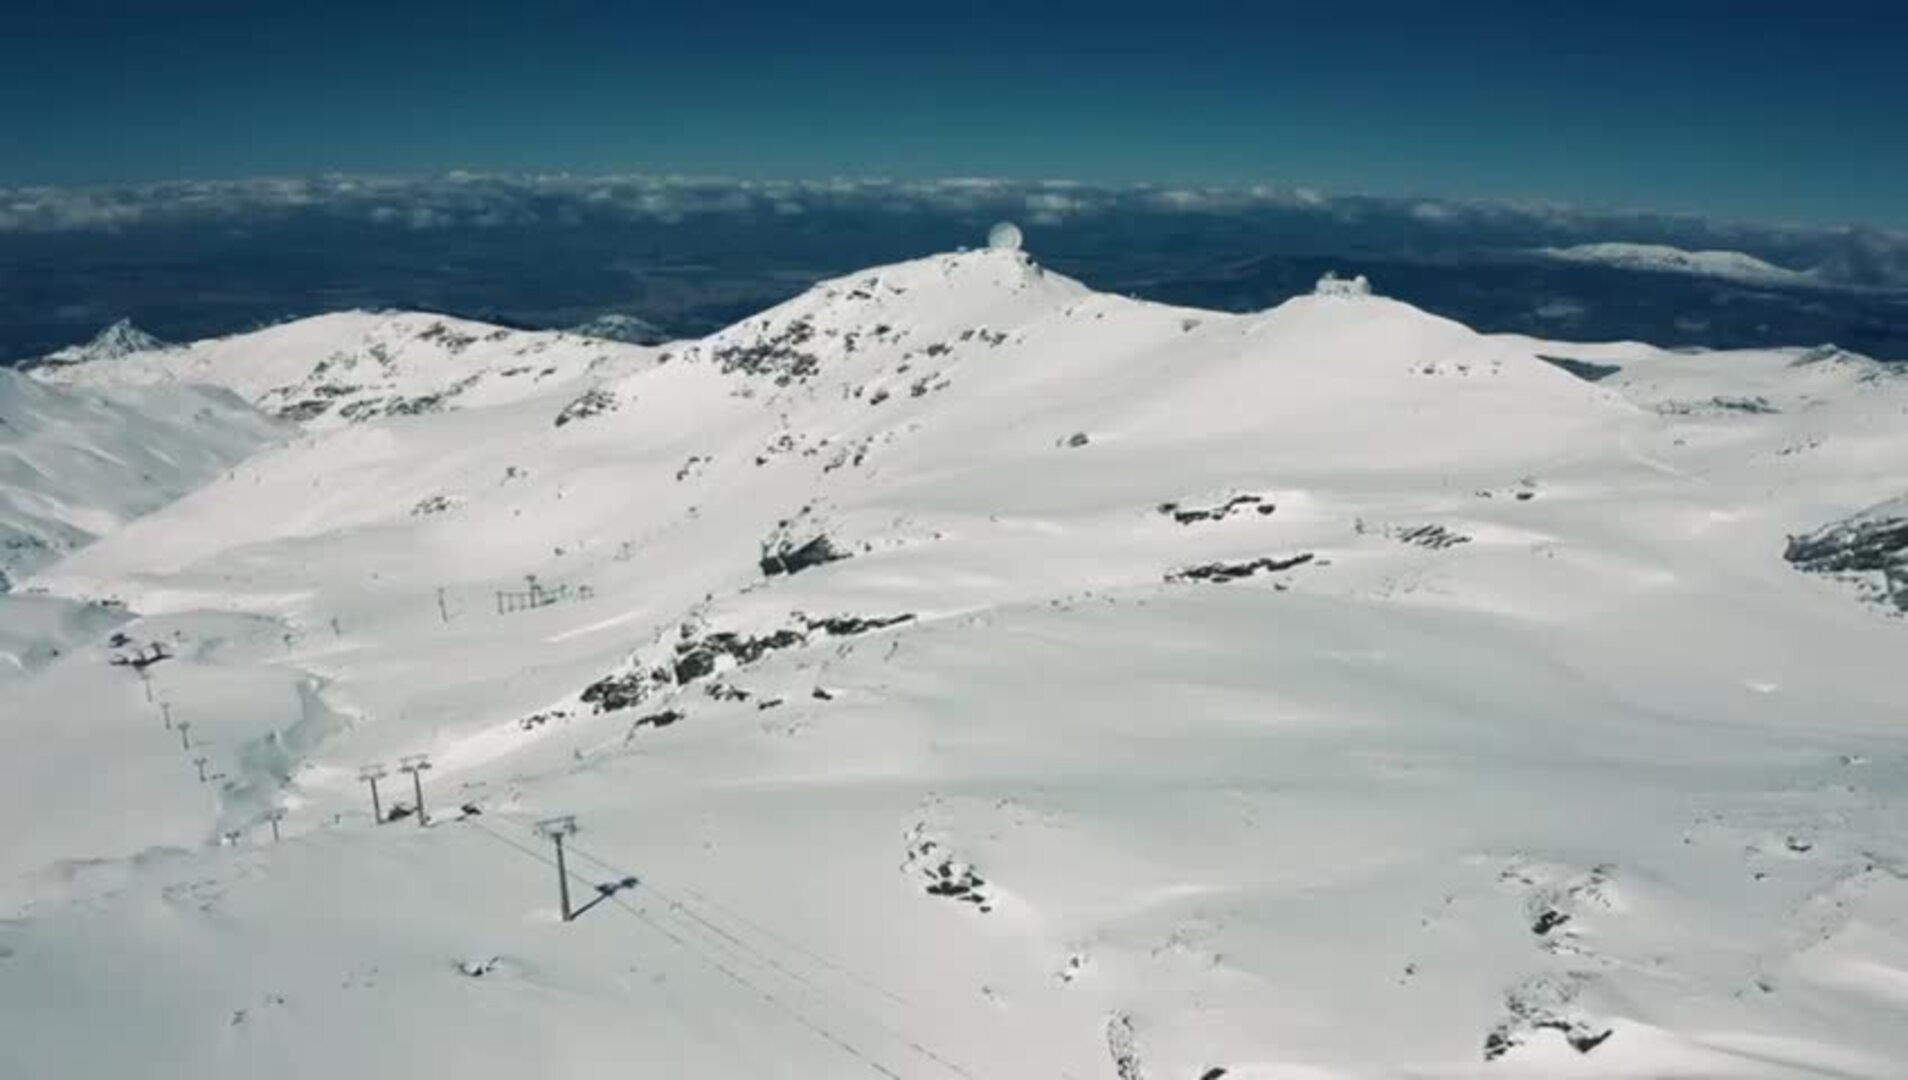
[458,817,910,1080]
[568,840,886,1004]
[565,840,982,1080]
[678,881,914,1008]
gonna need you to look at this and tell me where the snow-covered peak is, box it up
[651,247,1089,386]
[729,247,1083,335]
[1537,241,1817,287]
[35,318,170,366]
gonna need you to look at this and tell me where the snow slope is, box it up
[0,366,285,588]
[5,248,1908,1080]
[1536,242,1820,288]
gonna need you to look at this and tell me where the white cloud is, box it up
[0,173,1896,287]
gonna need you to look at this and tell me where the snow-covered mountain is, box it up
[1536,241,1820,288]
[32,317,171,366]
[0,366,284,588]
[568,311,671,345]
[37,310,658,429]
[5,248,1907,1080]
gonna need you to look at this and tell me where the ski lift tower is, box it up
[535,816,581,922]
[398,754,433,826]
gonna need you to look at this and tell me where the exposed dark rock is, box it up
[761,507,851,576]
[276,399,335,422]
[1538,355,1622,383]
[673,648,719,684]
[761,534,847,577]
[1484,974,1611,1062]
[1482,1031,1513,1062]
[1562,1026,1614,1054]
[457,956,502,977]
[631,708,683,730]
[1167,553,1315,583]
[673,629,807,683]
[1106,1013,1145,1080]
[518,709,568,732]
[554,387,619,427]
[416,321,479,352]
[579,668,666,713]
[1392,524,1472,550]
[709,317,823,384]
[1785,497,1908,613]
[1658,395,1780,416]
[1157,494,1276,525]
[1530,909,1571,936]
[109,642,172,670]
[801,612,915,636]
[905,827,992,913]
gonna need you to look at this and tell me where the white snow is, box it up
[1536,242,1819,288]
[0,366,285,586]
[3,246,1907,1079]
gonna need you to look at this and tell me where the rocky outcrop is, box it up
[760,506,849,576]
[1786,496,1908,613]
[1167,553,1315,584]
[1157,493,1276,525]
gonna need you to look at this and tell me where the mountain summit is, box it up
[35,317,169,366]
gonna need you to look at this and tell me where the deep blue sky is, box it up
[3,0,1904,226]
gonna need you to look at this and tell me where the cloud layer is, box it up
[4,172,1904,289]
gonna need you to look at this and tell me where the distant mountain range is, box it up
[1534,241,1822,287]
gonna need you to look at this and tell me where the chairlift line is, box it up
[456,817,920,1080]
[566,839,980,1080]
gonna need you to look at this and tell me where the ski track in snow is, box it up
[1,247,1906,1079]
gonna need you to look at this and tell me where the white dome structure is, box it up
[986,221,1024,252]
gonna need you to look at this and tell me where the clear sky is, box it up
[3,0,1903,227]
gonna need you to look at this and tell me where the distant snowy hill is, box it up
[37,310,658,429]
[5,249,1908,1080]
[568,311,670,345]
[32,317,170,366]
[1537,241,1820,287]
[0,366,284,588]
